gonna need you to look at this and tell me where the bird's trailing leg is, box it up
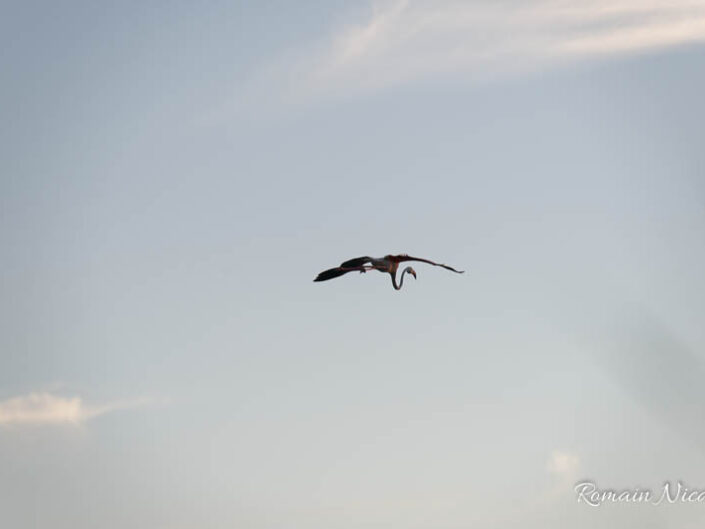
[314,264,377,282]
[339,265,375,274]
[335,265,375,274]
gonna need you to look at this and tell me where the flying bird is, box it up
[314,254,464,290]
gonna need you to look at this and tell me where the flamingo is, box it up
[314,254,464,290]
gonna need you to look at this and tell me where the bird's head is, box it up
[404,266,417,279]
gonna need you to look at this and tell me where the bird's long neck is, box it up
[391,268,411,290]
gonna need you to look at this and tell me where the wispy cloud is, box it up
[539,449,582,504]
[0,392,157,426]
[546,450,581,482]
[254,0,705,103]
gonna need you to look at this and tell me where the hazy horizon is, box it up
[2,2,705,528]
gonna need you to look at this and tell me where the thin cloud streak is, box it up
[541,450,582,504]
[258,0,705,102]
[0,392,158,426]
[547,450,581,482]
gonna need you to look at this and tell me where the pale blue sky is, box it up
[1,1,705,528]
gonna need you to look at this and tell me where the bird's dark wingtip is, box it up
[313,267,349,282]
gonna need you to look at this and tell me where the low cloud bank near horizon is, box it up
[0,392,159,426]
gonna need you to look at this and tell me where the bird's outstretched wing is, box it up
[314,256,374,282]
[313,265,370,282]
[340,256,372,268]
[390,254,464,274]
[313,255,374,282]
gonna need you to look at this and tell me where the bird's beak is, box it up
[411,270,417,279]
